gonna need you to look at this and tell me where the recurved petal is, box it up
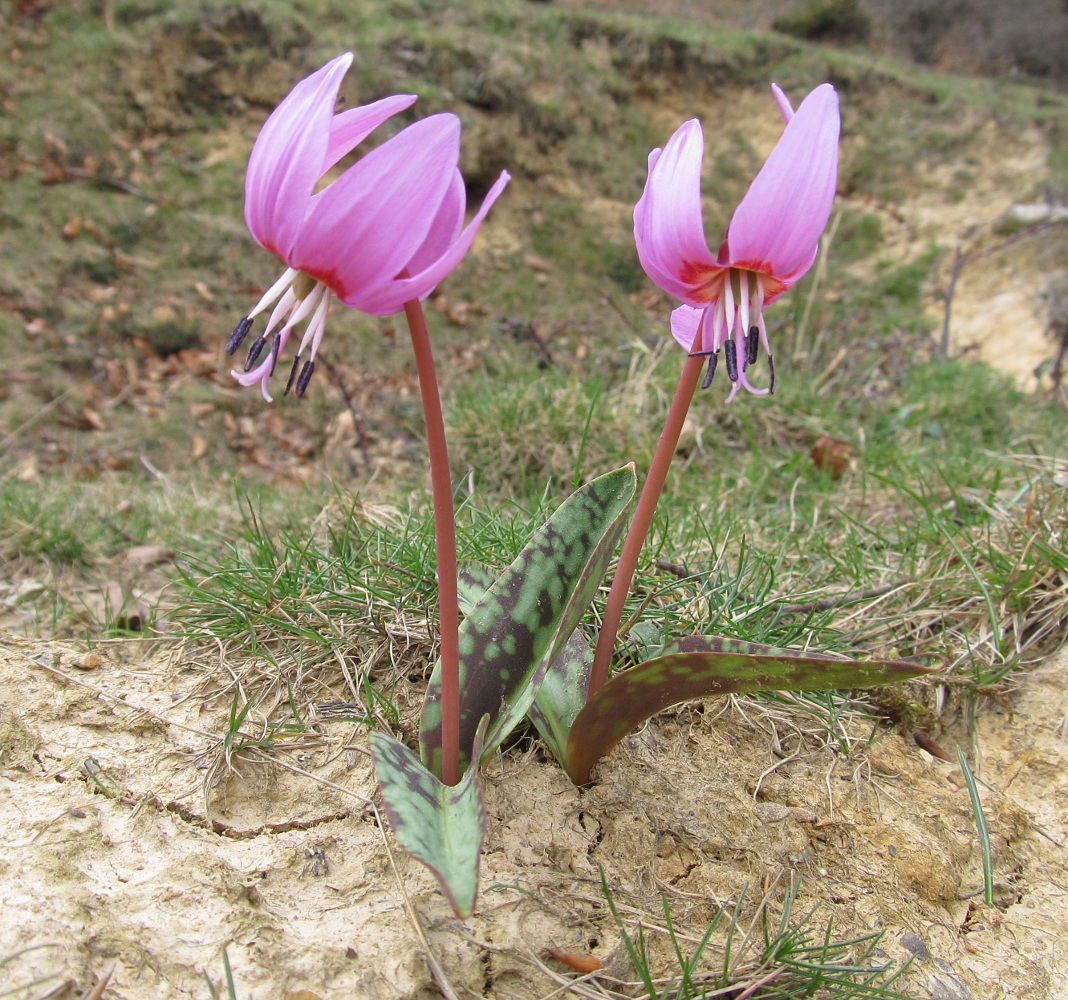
[763,241,819,307]
[633,120,719,301]
[352,170,511,315]
[293,114,463,303]
[321,93,419,173]
[724,83,839,280]
[670,304,704,351]
[771,83,794,124]
[244,53,353,261]
[404,170,466,276]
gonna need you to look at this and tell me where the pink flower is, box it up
[633,83,839,399]
[227,52,509,400]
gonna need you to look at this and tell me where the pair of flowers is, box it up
[227,52,840,399]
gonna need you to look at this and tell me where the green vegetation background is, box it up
[1,0,1066,700]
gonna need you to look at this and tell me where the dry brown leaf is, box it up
[811,434,857,480]
[545,949,604,974]
[81,407,105,431]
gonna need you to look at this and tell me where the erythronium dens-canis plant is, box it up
[224,67,939,917]
[224,51,509,790]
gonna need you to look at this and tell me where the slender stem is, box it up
[404,297,461,787]
[587,353,705,698]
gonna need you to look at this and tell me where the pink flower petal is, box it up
[244,53,353,261]
[321,93,418,173]
[670,304,703,351]
[293,114,463,302]
[405,170,466,276]
[634,120,720,302]
[771,83,794,124]
[724,84,839,279]
[352,170,511,315]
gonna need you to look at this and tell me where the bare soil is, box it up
[3,630,1067,998]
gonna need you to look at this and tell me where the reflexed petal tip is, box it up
[724,83,840,282]
[244,52,355,261]
[771,83,794,124]
[292,114,467,307]
[670,305,703,352]
[634,119,720,303]
[352,169,512,315]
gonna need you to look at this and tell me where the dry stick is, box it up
[588,353,705,697]
[776,578,909,615]
[79,962,116,1000]
[317,352,374,466]
[403,296,461,787]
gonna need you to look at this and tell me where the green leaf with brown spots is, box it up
[420,465,637,779]
[456,563,497,613]
[459,565,595,769]
[525,629,594,768]
[564,635,943,784]
[370,717,489,919]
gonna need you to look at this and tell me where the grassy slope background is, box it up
[2,0,1065,664]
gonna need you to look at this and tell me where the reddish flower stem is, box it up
[587,352,705,698]
[403,296,461,787]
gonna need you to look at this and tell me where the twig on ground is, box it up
[79,962,116,1000]
[776,578,909,615]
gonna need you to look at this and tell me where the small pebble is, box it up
[752,802,791,823]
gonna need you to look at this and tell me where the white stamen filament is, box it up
[283,282,326,340]
[738,271,751,341]
[301,291,333,360]
[262,288,298,340]
[710,293,727,351]
[248,267,298,320]
[722,276,736,358]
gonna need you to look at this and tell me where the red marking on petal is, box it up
[298,264,348,299]
[727,257,774,276]
[678,260,725,300]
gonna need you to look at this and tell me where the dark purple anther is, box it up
[226,316,253,355]
[295,360,315,397]
[243,336,267,372]
[701,351,718,389]
[724,339,738,382]
[768,354,776,394]
[269,333,281,377]
[746,326,759,366]
[284,354,301,396]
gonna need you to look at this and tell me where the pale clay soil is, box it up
[3,76,1067,1000]
[3,632,1067,999]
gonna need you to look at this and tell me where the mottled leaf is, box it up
[457,563,497,613]
[565,635,943,784]
[420,465,637,778]
[371,717,488,918]
[527,618,667,767]
[526,629,594,767]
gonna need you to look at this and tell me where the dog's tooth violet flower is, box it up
[633,83,839,400]
[226,52,509,400]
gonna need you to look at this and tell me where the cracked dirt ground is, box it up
[2,630,1067,998]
